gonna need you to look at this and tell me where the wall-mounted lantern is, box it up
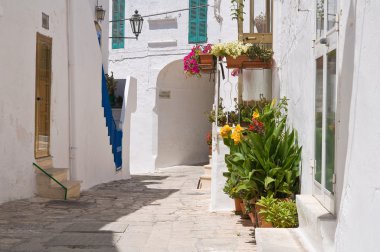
[129,10,144,39]
[95,5,106,21]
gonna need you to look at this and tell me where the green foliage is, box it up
[247,44,274,63]
[256,196,299,228]
[207,98,227,126]
[105,72,117,96]
[231,0,245,22]
[222,97,302,202]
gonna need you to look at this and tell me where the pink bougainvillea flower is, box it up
[231,68,241,77]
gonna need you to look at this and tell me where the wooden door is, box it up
[35,33,52,158]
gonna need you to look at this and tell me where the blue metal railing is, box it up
[102,67,122,170]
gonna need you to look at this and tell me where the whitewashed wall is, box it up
[109,0,238,173]
[0,0,70,203]
[68,0,130,190]
[273,0,380,251]
[0,0,128,203]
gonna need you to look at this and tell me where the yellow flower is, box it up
[252,111,260,119]
[235,124,243,133]
[220,125,232,138]
[231,130,241,145]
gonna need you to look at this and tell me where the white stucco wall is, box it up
[0,0,128,203]
[68,0,129,190]
[0,0,70,203]
[109,0,238,173]
[156,60,214,168]
[273,0,380,251]
[334,1,380,251]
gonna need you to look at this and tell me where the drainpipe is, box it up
[66,0,76,180]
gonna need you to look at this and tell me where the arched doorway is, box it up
[155,60,214,168]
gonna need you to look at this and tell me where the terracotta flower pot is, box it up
[199,53,216,72]
[240,202,246,214]
[199,53,214,64]
[248,211,256,225]
[225,55,272,69]
[234,198,243,213]
[255,205,273,228]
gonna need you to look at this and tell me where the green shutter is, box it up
[198,0,208,43]
[112,0,125,49]
[188,0,208,44]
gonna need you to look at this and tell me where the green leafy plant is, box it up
[105,72,117,107]
[256,196,299,228]
[231,0,245,21]
[206,98,227,126]
[222,97,302,203]
[247,44,274,62]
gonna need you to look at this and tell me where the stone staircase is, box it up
[199,155,212,189]
[35,157,81,200]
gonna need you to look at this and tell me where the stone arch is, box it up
[155,59,214,168]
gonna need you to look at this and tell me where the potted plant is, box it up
[210,41,273,69]
[105,72,117,107]
[256,196,298,228]
[222,98,302,225]
[206,98,227,126]
[206,132,212,155]
[184,44,215,76]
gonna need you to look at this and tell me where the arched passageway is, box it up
[155,60,214,168]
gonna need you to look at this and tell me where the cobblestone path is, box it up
[0,166,256,252]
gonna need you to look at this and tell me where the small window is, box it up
[188,0,208,44]
[112,0,125,49]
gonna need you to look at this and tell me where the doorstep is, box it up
[296,195,336,252]
[256,228,306,252]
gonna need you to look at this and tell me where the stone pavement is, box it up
[0,166,256,252]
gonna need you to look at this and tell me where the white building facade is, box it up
[109,0,239,174]
[272,0,380,251]
[0,0,130,204]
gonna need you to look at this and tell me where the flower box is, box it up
[226,55,272,69]
[198,53,216,72]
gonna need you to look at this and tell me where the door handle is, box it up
[36,97,42,101]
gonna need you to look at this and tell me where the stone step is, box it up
[35,156,53,169]
[36,168,69,186]
[203,164,212,176]
[296,195,336,252]
[256,228,306,252]
[37,180,81,200]
[199,175,211,189]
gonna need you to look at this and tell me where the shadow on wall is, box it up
[121,77,138,176]
[154,60,215,169]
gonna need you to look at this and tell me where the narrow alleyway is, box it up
[0,166,255,252]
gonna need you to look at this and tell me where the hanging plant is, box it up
[184,44,214,77]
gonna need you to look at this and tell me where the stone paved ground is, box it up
[0,166,256,252]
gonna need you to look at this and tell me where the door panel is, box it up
[35,33,52,158]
